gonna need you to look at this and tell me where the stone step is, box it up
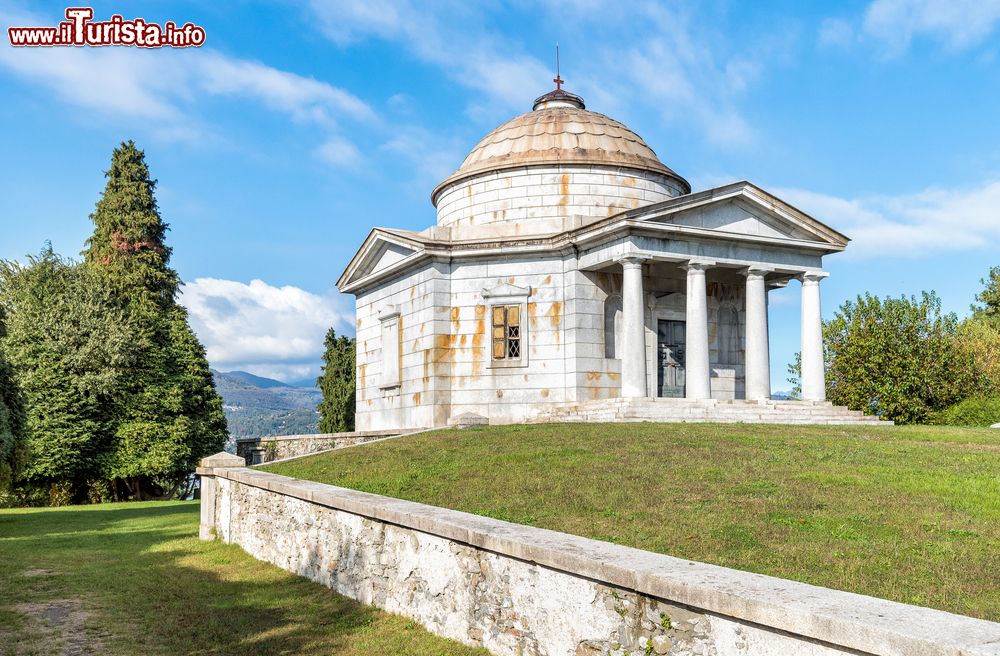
[528,397,891,426]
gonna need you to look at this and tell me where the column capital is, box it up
[682,259,715,273]
[615,254,651,269]
[798,270,830,284]
[743,266,773,280]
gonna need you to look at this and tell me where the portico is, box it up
[612,255,827,402]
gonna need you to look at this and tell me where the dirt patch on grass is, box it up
[11,598,103,656]
[21,568,54,578]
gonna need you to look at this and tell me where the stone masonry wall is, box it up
[434,165,684,237]
[235,430,399,465]
[201,465,1000,656]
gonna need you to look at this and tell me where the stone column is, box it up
[684,262,712,400]
[800,272,828,401]
[619,255,649,398]
[744,269,771,401]
[197,451,246,541]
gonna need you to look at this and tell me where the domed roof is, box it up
[432,89,690,205]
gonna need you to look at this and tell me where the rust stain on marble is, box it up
[472,312,486,376]
[547,302,563,328]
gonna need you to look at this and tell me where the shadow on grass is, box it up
[1,502,389,656]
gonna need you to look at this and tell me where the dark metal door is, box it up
[657,320,686,397]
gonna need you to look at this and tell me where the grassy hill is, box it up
[265,422,1000,622]
[212,370,321,444]
[0,502,484,655]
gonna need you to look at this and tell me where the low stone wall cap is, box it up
[200,452,246,468]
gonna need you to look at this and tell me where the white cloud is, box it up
[178,278,353,381]
[0,7,372,154]
[864,0,1000,53]
[823,0,1000,55]
[380,126,467,188]
[306,1,766,147]
[316,137,364,168]
[818,18,855,49]
[776,180,1000,258]
[308,0,551,118]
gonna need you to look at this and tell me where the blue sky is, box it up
[1,0,999,387]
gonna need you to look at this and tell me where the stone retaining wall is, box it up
[198,457,1000,656]
[235,430,399,465]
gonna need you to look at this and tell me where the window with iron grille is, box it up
[491,304,522,361]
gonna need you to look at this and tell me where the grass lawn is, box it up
[266,423,1000,622]
[0,501,486,656]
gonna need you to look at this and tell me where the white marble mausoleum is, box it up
[338,84,878,429]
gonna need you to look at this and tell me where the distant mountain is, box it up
[287,375,320,388]
[212,369,322,447]
[221,370,292,389]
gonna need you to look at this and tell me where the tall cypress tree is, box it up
[317,328,356,433]
[84,141,226,499]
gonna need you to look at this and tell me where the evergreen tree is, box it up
[83,141,226,499]
[84,141,177,307]
[317,328,356,433]
[0,250,137,503]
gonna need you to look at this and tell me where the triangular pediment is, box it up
[336,229,428,292]
[631,182,849,248]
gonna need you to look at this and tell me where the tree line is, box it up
[790,269,1000,425]
[0,142,227,505]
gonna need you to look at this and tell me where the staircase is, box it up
[528,397,890,425]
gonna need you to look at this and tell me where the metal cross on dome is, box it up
[553,43,563,91]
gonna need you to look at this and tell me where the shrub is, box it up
[818,292,979,424]
[934,397,1000,427]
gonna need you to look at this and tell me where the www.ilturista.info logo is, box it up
[8,7,206,48]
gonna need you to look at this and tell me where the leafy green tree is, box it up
[820,291,982,424]
[954,316,1000,394]
[973,266,1000,322]
[0,308,26,497]
[83,141,226,499]
[0,249,138,503]
[317,328,356,433]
